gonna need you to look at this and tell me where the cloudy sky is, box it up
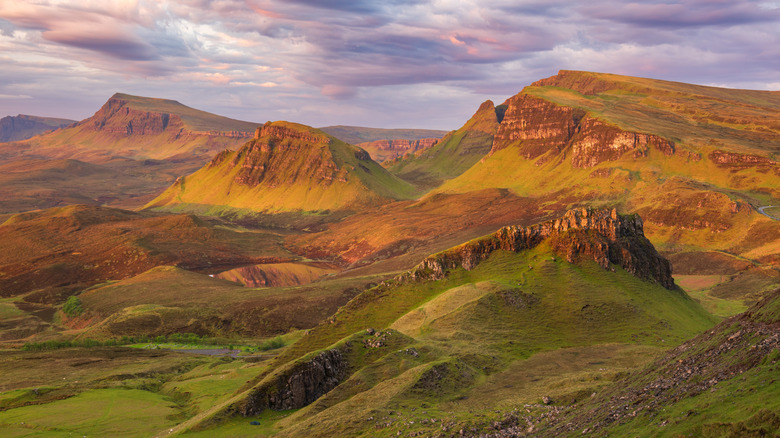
[1,0,779,130]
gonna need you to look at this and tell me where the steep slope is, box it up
[493,287,780,437]
[189,209,715,436]
[386,99,503,189]
[435,71,780,273]
[318,125,448,145]
[0,93,256,162]
[0,114,75,142]
[145,121,417,214]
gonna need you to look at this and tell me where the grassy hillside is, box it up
[194,239,715,436]
[431,72,779,280]
[386,100,502,189]
[146,121,417,214]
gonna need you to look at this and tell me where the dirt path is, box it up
[757,205,780,220]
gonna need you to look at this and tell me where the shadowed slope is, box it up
[0,114,75,142]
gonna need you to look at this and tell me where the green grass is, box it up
[0,388,179,437]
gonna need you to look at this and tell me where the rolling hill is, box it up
[145,121,417,214]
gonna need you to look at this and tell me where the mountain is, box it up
[145,121,417,214]
[319,125,448,145]
[0,114,75,142]
[432,71,779,276]
[386,99,503,189]
[191,209,715,436]
[0,93,257,163]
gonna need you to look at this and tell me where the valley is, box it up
[0,71,778,437]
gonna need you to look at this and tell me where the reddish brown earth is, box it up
[0,204,291,299]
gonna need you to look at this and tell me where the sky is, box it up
[1,1,779,130]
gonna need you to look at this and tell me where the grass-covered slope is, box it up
[516,287,780,437]
[188,209,715,436]
[0,93,256,162]
[386,99,502,189]
[146,121,417,214]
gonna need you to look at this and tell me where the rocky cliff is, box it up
[356,138,440,162]
[242,347,348,415]
[0,114,75,142]
[404,208,675,289]
[491,93,675,167]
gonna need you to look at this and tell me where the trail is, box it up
[757,205,780,221]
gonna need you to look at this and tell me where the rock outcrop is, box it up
[491,94,675,167]
[403,208,675,289]
[356,138,439,162]
[709,150,777,168]
[242,346,348,415]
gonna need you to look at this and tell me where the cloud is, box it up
[0,0,779,129]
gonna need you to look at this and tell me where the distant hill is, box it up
[0,114,75,142]
[146,121,417,214]
[0,93,258,163]
[319,125,448,145]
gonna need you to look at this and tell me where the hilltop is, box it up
[146,121,416,214]
[0,114,75,142]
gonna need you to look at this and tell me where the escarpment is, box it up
[242,347,348,416]
[404,208,675,289]
[491,93,675,167]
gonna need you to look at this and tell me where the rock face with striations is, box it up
[242,347,348,416]
[491,93,675,167]
[404,208,675,289]
[356,138,440,162]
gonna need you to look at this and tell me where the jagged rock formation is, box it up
[404,208,675,289]
[0,114,75,142]
[491,94,675,167]
[242,347,349,415]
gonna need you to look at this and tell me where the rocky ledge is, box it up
[403,208,675,289]
[242,346,348,416]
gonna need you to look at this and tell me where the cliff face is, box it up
[405,208,675,289]
[491,94,675,167]
[242,347,348,415]
[356,138,439,162]
[213,122,346,188]
[0,115,75,142]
